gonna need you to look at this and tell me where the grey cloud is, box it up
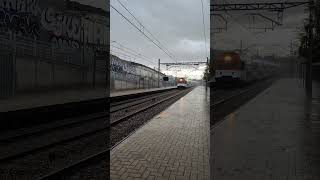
[111,0,210,66]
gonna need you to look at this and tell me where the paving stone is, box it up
[111,87,210,180]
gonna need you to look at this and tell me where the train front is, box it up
[214,52,242,85]
[176,77,187,88]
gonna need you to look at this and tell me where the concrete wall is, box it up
[313,64,320,81]
[15,56,106,92]
[0,1,108,96]
[110,55,176,91]
[0,0,108,48]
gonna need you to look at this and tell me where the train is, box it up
[211,51,279,86]
[176,77,188,88]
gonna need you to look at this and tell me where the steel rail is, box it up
[0,89,177,142]
[35,88,193,180]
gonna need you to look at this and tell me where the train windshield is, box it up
[214,53,242,70]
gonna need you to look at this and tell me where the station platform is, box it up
[111,86,210,180]
[0,87,176,112]
[0,87,106,113]
[211,78,320,180]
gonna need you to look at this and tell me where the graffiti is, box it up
[41,7,81,41]
[0,0,108,48]
[111,55,173,83]
[0,0,40,15]
[0,0,40,36]
[111,56,137,74]
[41,7,108,49]
[0,8,40,36]
[51,36,80,49]
[41,7,82,48]
[111,61,136,74]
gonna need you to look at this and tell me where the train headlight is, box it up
[224,55,232,62]
[179,78,183,82]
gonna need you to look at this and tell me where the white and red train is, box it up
[176,77,189,88]
[211,51,278,86]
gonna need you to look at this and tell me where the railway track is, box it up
[0,89,179,146]
[111,89,184,125]
[110,89,179,113]
[0,88,178,143]
[35,87,193,180]
[0,87,192,180]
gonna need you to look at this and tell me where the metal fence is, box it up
[0,32,107,97]
[0,51,14,98]
[0,32,109,66]
[110,70,175,91]
[0,33,92,66]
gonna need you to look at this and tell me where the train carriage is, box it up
[214,52,244,84]
[212,51,278,87]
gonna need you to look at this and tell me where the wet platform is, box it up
[0,87,176,112]
[111,86,210,180]
[211,78,320,180]
[0,87,106,112]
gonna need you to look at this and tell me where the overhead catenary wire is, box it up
[214,0,291,56]
[111,40,154,61]
[110,50,156,65]
[110,44,155,63]
[110,50,135,59]
[110,51,146,65]
[110,4,178,63]
[115,0,177,60]
[111,45,154,63]
[227,13,291,55]
[110,40,158,65]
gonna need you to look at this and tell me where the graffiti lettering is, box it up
[0,1,108,49]
[51,36,80,49]
[111,57,137,74]
[41,7,81,41]
[0,8,40,36]
[0,0,40,15]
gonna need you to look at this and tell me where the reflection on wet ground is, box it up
[211,78,320,180]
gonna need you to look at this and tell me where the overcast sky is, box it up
[110,0,210,79]
[75,0,308,79]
